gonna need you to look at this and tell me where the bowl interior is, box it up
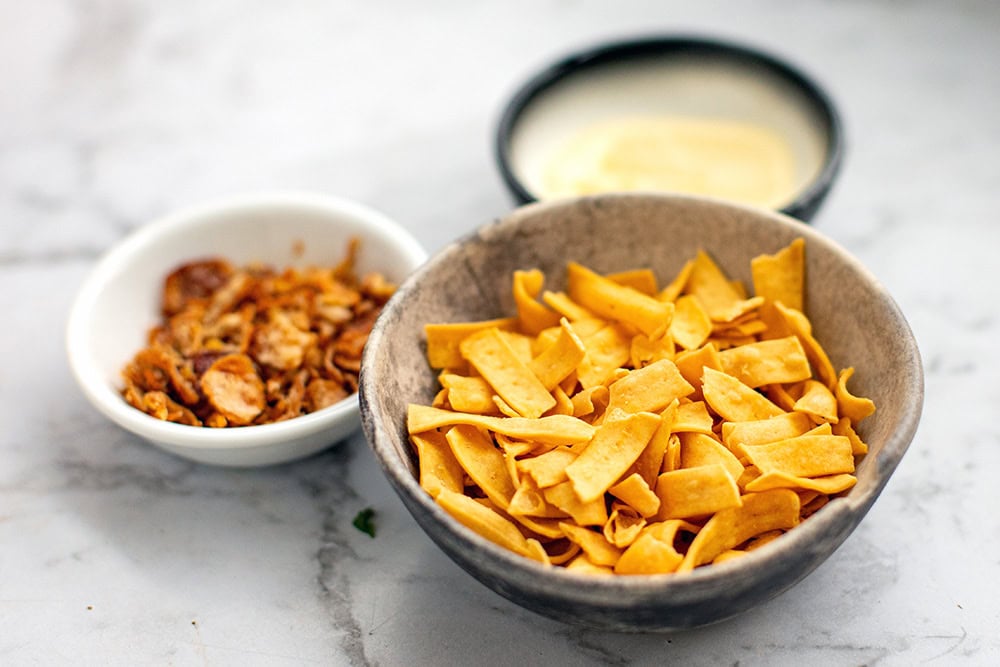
[68,193,426,462]
[497,37,842,220]
[361,193,922,630]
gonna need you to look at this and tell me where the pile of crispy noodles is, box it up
[121,239,395,427]
[408,239,876,574]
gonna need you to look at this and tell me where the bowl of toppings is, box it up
[359,193,922,631]
[67,192,426,467]
[495,35,844,221]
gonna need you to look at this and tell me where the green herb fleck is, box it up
[352,507,376,538]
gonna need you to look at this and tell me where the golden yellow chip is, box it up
[412,430,465,499]
[607,268,659,296]
[670,295,713,350]
[793,379,839,424]
[751,238,805,311]
[566,410,662,503]
[567,261,674,338]
[513,269,561,335]
[833,417,869,456]
[672,400,717,435]
[407,405,595,445]
[445,424,516,510]
[740,434,855,478]
[528,318,586,390]
[559,522,622,567]
[678,489,800,572]
[459,327,556,419]
[608,472,661,518]
[656,463,742,520]
[658,259,694,303]
[767,302,837,389]
[701,367,784,422]
[436,489,547,562]
[679,432,744,483]
[718,336,812,388]
[570,384,609,418]
[508,477,569,518]
[836,367,877,423]
[721,411,814,448]
[606,359,694,414]
[438,372,497,414]
[543,480,609,526]
[603,503,647,548]
[629,332,676,369]
[674,343,722,396]
[630,401,677,488]
[424,317,518,369]
[542,290,598,321]
[517,446,577,489]
[686,250,764,322]
[614,520,698,575]
[744,471,857,495]
[565,554,614,575]
[576,323,633,388]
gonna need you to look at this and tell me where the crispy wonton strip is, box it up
[670,295,713,351]
[517,446,577,489]
[606,359,694,414]
[413,430,465,499]
[567,262,674,338]
[744,471,857,494]
[438,372,496,414]
[559,522,622,567]
[603,503,646,548]
[679,432,745,483]
[614,520,699,575]
[436,489,547,562]
[656,464,742,520]
[677,489,801,572]
[445,424,517,509]
[701,367,784,422]
[740,434,855,478]
[424,317,517,369]
[836,367,877,423]
[528,318,586,390]
[751,238,805,311]
[543,480,609,526]
[722,411,815,448]
[608,473,661,518]
[566,411,662,503]
[407,405,595,446]
[718,336,812,388]
[461,327,555,418]
[793,379,839,424]
[658,259,694,303]
[513,269,561,335]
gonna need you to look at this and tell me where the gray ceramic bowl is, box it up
[359,193,922,631]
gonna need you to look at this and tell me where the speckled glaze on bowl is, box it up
[359,193,922,631]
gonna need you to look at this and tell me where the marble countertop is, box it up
[3,1,998,664]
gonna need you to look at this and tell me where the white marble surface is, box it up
[3,1,999,664]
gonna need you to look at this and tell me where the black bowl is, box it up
[495,35,844,222]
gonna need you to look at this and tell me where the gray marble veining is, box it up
[3,0,999,664]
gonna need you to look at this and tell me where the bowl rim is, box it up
[66,190,428,453]
[361,192,922,605]
[493,33,845,222]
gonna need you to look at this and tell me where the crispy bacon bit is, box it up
[118,239,394,427]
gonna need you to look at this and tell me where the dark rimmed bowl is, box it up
[359,193,921,632]
[495,35,844,222]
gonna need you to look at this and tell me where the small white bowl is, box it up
[67,192,427,467]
